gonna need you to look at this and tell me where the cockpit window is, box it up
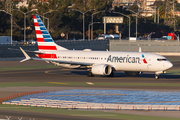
[157,58,167,61]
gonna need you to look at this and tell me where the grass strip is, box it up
[0,82,180,88]
[166,69,180,75]
[0,104,179,120]
[0,65,57,71]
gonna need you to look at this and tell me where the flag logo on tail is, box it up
[33,15,57,51]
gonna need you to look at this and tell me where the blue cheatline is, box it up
[6,89,180,105]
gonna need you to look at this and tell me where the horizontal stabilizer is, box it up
[20,47,31,62]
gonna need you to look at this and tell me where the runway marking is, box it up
[86,82,94,85]
[45,69,70,74]
[45,70,59,74]
[48,82,68,85]
[62,69,70,70]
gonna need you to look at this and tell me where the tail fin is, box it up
[33,15,67,51]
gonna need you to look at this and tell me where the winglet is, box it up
[20,47,31,62]
[139,47,142,52]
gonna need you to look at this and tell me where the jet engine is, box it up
[124,71,141,75]
[91,64,112,75]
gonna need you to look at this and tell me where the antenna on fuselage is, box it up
[139,47,142,52]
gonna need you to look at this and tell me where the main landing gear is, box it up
[108,71,114,77]
[87,71,114,77]
[87,71,94,77]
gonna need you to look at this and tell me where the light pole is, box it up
[154,7,156,23]
[173,32,179,42]
[88,22,101,40]
[72,9,95,40]
[43,10,57,23]
[91,10,105,40]
[157,7,159,24]
[148,32,155,40]
[126,9,138,39]
[13,9,36,43]
[0,10,12,44]
[113,12,130,40]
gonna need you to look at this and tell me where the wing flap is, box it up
[32,58,92,66]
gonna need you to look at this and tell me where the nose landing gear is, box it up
[155,71,165,79]
[155,74,159,79]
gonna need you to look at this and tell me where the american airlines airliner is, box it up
[20,15,173,79]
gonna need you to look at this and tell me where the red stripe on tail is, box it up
[34,23,39,26]
[38,46,57,50]
[36,30,42,34]
[37,38,45,42]
[33,15,36,19]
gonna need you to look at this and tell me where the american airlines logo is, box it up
[142,54,148,64]
[107,54,148,64]
[107,55,141,64]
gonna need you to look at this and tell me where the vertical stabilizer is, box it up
[33,15,67,51]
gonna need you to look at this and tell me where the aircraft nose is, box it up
[165,61,173,69]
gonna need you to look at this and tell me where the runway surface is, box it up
[1,57,180,90]
[0,56,180,119]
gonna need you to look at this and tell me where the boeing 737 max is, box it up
[20,15,173,79]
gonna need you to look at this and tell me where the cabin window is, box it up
[157,58,167,61]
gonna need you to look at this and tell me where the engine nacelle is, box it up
[124,71,141,75]
[91,64,112,75]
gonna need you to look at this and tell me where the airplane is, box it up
[20,15,173,79]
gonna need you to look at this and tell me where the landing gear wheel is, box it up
[155,75,159,79]
[108,72,114,77]
[87,72,94,77]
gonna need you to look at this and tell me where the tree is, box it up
[128,4,138,12]
[0,1,5,9]
[0,12,11,36]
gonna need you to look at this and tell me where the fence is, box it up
[0,39,109,60]
[109,40,180,55]
[1,39,180,61]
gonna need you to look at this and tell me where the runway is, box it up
[1,59,180,89]
[0,56,180,119]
